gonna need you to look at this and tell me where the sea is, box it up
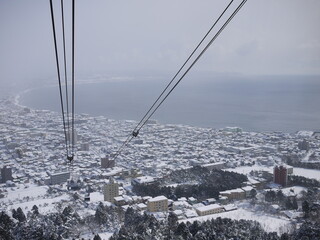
[19,73,320,133]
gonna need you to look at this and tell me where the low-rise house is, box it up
[132,176,155,186]
[173,210,184,220]
[114,196,125,206]
[241,186,254,198]
[203,198,216,205]
[220,188,246,200]
[270,204,280,213]
[188,197,197,204]
[48,172,70,185]
[137,203,147,211]
[195,204,224,216]
[184,209,198,219]
[218,195,228,204]
[282,210,304,219]
[248,178,265,190]
[202,161,225,170]
[172,200,191,211]
[223,204,237,212]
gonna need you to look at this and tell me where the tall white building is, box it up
[103,178,119,203]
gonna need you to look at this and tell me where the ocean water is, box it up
[19,74,320,133]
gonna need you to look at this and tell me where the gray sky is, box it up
[1,0,320,86]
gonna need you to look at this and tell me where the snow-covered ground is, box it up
[6,194,71,214]
[281,186,307,198]
[181,208,293,235]
[225,165,273,175]
[292,167,320,181]
[0,185,71,215]
[1,185,48,201]
[225,165,320,181]
[80,231,114,240]
[98,232,114,240]
[89,191,105,202]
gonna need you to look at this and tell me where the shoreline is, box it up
[12,79,320,134]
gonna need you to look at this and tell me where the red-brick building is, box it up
[274,166,288,187]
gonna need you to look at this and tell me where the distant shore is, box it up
[15,75,320,133]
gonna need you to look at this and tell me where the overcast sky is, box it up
[1,0,319,86]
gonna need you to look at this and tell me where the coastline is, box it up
[13,77,320,134]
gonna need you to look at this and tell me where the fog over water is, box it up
[20,73,320,133]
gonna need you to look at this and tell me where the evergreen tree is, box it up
[302,200,310,218]
[285,198,293,210]
[175,222,192,240]
[94,202,106,224]
[168,212,178,231]
[124,207,137,227]
[16,207,26,222]
[0,211,14,240]
[11,209,18,220]
[32,205,39,215]
[62,205,73,217]
[265,190,276,202]
[276,190,285,203]
[280,232,290,240]
[93,234,102,240]
[293,222,320,239]
[250,188,257,199]
[292,197,298,210]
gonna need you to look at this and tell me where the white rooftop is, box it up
[148,195,168,202]
[196,203,222,212]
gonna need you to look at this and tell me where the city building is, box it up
[298,139,310,151]
[114,196,125,206]
[202,162,225,171]
[101,157,115,169]
[137,203,147,211]
[283,164,293,174]
[241,186,254,198]
[274,165,288,187]
[195,204,224,216]
[0,166,13,183]
[103,178,119,203]
[132,176,155,186]
[220,188,246,200]
[80,143,89,151]
[48,172,70,185]
[147,195,168,212]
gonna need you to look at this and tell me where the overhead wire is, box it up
[137,0,248,132]
[71,0,76,159]
[111,0,248,161]
[49,0,76,163]
[49,0,69,158]
[60,0,71,153]
[132,0,235,135]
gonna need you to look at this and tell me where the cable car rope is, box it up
[49,0,76,162]
[71,0,76,157]
[133,0,235,135]
[60,0,71,152]
[111,0,248,161]
[49,0,69,157]
[136,0,247,133]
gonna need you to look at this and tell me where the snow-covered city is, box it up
[1,0,320,239]
[0,97,319,239]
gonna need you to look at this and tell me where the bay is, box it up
[19,74,320,133]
